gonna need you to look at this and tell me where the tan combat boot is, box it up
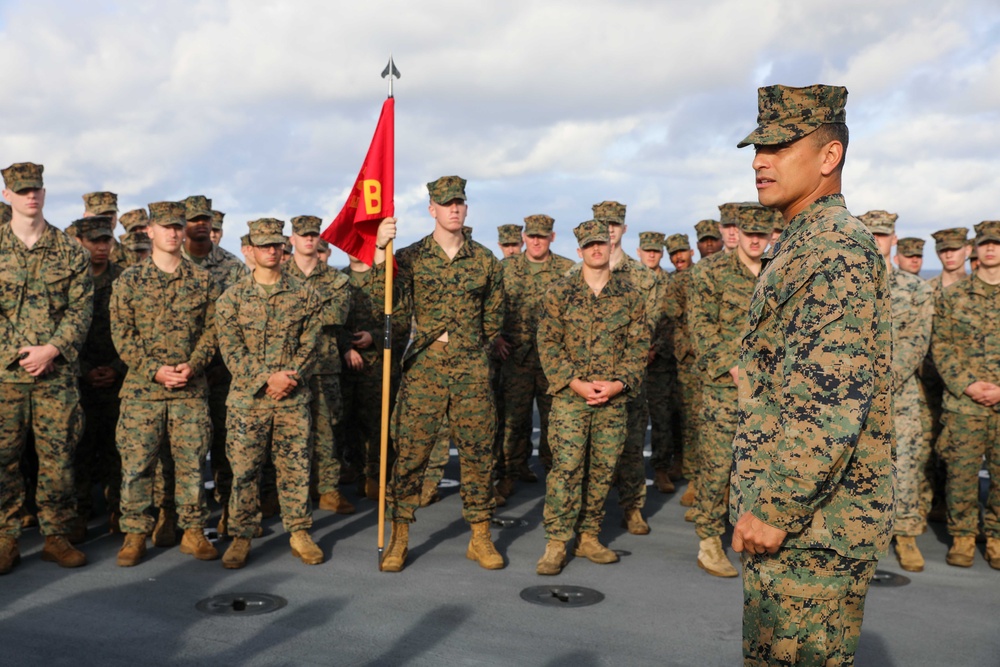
[536,540,567,576]
[290,531,324,565]
[419,480,440,507]
[467,521,505,570]
[697,536,738,578]
[946,536,976,567]
[679,485,696,507]
[222,537,251,569]
[41,536,87,568]
[985,537,1000,570]
[152,509,177,548]
[365,478,380,501]
[894,536,925,572]
[117,533,147,567]
[180,528,219,561]
[622,508,650,535]
[574,533,619,564]
[0,536,21,575]
[654,469,675,494]
[380,522,409,572]
[319,489,356,514]
[495,477,515,499]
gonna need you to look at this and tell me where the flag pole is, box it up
[377,54,400,570]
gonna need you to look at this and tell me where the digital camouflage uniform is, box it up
[111,202,219,537]
[497,215,574,483]
[663,261,700,480]
[0,169,93,539]
[83,191,123,272]
[538,221,647,541]
[111,208,148,269]
[215,219,323,538]
[733,86,894,666]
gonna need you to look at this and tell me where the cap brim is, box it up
[935,242,966,251]
[251,234,288,246]
[578,235,609,247]
[867,226,894,235]
[82,231,114,240]
[975,235,1000,246]
[737,123,821,148]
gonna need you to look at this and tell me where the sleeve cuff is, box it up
[750,483,815,534]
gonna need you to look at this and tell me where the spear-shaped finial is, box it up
[381,54,401,98]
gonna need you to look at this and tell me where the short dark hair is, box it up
[812,122,849,171]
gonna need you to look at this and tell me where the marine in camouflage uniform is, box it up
[494,214,574,498]
[496,223,523,258]
[113,208,150,269]
[216,218,325,568]
[111,201,220,566]
[895,237,924,275]
[689,204,771,578]
[121,229,151,264]
[373,176,506,572]
[861,210,933,572]
[731,85,894,665]
[535,220,647,575]
[0,162,93,573]
[931,220,1000,570]
[82,191,122,269]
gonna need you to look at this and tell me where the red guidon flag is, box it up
[321,97,394,265]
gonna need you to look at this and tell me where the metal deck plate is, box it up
[196,593,288,616]
[520,585,605,608]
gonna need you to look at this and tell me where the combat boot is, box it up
[536,539,566,576]
[41,536,87,568]
[946,536,976,567]
[117,533,147,567]
[493,484,507,508]
[365,478,380,501]
[697,536,738,578]
[894,536,925,572]
[152,509,177,548]
[289,531,324,565]
[517,463,538,483]
[222,537,251,569]
[574,533,618,564]
[654,469,675,494]
[467,521,505,570]
[319,490,356,514]
[419,480,440,507]
[495,477,515,499]
[679,486,696,507]
[180,528,219,561]
[0,536,20,574]
[380,522,409,572]
[622,508,650,535]
[985,538,1000,570]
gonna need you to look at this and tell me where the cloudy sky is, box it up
[3,0,999,269]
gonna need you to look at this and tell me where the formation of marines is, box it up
[1,83,998,666]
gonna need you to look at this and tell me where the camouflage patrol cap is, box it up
[65,221,79,237]
[248,218,287,246]
[184,195,212,221]
[427,175,467,204]
[974,220,1000,245]
[931,227,968,252]
[859,210,898,235]
[240,233,253,248]
[148,201,186,227]
[497,224,523,245]
[772,216,787,233]
[638,231,666,251]
[574,220,609,247]
[740,205,777,235]
[291,215,322,235]
[83,191,118,215]
[317,238,330,252]
[122,230,151,251]
[694,219,721,240]
[592,201,626,225]
[738,84,848,148]
[665,233,690,254]
[210,210,225,230]
[718,202,744,227]
[1,202,11,225]
[283,240,293,255]
[524,214,555,236]
[2,162,44,192]
[74,215,114,240]
[896,237,925,257]
[120,208,149,232]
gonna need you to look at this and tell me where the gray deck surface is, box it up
[2,451,999,667]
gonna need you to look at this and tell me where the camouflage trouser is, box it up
[340,369,396,481]
[498,350,552,478]
[647,363,678,472]
[309,374,343,495]
[153,446,176,515]
[423,422,451,489]
[75,382,122,517]
[614,382,648,510]
[937,411,1000,538]
[389,347,496,524]
[676,356,702,479]
[543,394,627,541]
[117,397,212,535]
[919,377,945,517]
[695,384,737,539]
[208,378,232,506]
[894,396,931,536]
[742,549,876,667]
[227,402,313,537]
[0,376,83,538]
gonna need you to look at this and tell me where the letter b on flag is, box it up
[363,180,382,215]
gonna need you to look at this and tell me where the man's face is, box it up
[720,223,739,251]
[737,230,769,261]
[697,237,723,258]
[637,247,663,270]
[498,242,522,258]
[429,198,468,233]
[254,243,283,269]
[317,248,331,264]
[938,246,968,272]
[607,222,625,248]
[978,241,1000,269]
[577,240,610,270]
[752,136,828,215]
[896,253,923,275]
[210,229,223,245]
[240,245,256,268]
[873,233,894,260]
[3,187,45,217]
[292,232,318,257]
[281,247,292,264]
[524,233,553,262]
[669,249,693,271]
[78,235,112,267]
[148,223,184,254]
[185,215,211,242]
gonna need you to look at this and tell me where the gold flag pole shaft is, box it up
[377,238,394,568]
